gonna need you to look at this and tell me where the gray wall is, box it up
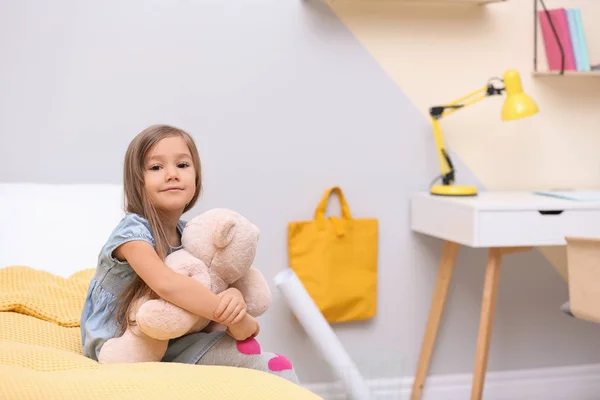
[2,0,600,385]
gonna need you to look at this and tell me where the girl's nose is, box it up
[165,166,179,180]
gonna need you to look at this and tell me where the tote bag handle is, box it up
[314,187,353,220]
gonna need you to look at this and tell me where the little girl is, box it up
[80,124,298,384]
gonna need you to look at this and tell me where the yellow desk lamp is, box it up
[429,69,539,197]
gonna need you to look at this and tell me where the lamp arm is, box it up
[429,81,505,185]
[431,117,455,183]
[430,84,495,119]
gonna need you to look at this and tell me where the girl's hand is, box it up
[226,314,260,341]
[213,288,247,325]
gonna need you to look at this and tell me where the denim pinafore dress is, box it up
[79,213,226,364]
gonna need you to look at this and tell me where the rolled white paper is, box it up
[274,268,372,400]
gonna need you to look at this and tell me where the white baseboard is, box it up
[303,363,600,400]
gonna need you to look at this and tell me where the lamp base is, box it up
[430,184,478,197]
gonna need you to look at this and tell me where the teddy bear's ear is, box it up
[214,219,236,248]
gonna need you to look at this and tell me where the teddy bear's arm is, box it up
[230,266,271,317]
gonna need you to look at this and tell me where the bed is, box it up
[0,183,322,400]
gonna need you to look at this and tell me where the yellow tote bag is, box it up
[287,187,378,323]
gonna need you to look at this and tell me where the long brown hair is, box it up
[114,124,202,334]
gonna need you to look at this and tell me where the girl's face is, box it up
[143,136,196,213]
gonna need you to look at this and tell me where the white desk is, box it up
[409,191,600,400]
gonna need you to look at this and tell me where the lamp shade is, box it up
[501,70,539,121]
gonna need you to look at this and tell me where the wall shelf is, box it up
[393,0,506,3]
[337,0,507,4]
[533,0,596,77]
[532,71,600,77]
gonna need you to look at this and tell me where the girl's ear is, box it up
[213,219,236,248]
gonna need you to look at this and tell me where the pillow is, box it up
[0,183,125,277]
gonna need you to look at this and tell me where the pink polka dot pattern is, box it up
[236,337,261,355]
[268,355,293,371]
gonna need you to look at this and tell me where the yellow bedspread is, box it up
[0,266,95,327]
[0,266,322,400]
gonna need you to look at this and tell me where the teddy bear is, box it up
[97,208,271,364]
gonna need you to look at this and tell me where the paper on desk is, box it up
[534,190,600,202]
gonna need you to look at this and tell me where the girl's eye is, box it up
[149,165,161,171]
[177,162,189,168]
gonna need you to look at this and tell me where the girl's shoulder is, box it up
[98,213,156,265]
[114,213,155,243]
[97,213,187,265]
[114,213,187,239]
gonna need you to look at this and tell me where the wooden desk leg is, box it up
[410,241,460,400]
[470,246,531,400]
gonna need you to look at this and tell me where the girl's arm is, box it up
[116,240,259,339]
[227,314,260,340]
[115,240,220,321]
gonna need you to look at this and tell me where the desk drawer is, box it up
[477,209,600,247]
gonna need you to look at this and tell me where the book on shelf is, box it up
[538,7,591,72]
